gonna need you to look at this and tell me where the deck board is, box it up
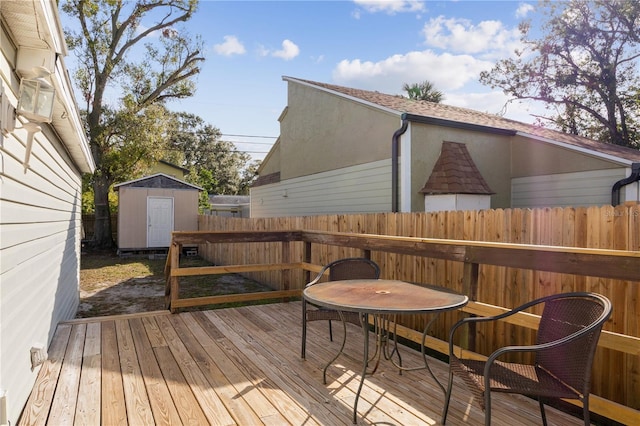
[101,321,127,425]
[19,302,585,425]
[75,322,101,425]
[129,318,182,426]
[48,323,85,425]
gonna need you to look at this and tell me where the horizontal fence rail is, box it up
[167,206,640,425]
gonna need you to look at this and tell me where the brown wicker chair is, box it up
[301,257,380,359]
[441,292,611,426]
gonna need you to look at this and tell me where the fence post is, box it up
[462,261,479,351]
[303,241,312,285]
[282,240,291,300]
[169,242,181,313]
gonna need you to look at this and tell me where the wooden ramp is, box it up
[19,302,584,425]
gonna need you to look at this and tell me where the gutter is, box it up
[611,163,640,206]
[402,113,517,136]
[391,114,409,212]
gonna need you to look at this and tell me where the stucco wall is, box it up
[511,134,620,176]
[279,83,397,180]
[410,124,512,209]
[255,79,635,219]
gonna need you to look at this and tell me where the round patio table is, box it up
[303,279,468,424]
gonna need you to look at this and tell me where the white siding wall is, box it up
[1,79,83,426]
[511,168,628,208]
[251,160,392,217]
[1,122,83,424]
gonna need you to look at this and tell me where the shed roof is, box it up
[114,173,202,191]
[419,142,494,195]
[283,77,640,165]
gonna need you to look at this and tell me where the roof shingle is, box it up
[419,142,494,195]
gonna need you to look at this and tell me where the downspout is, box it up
[391,114,409,212]
[611,162,640,206]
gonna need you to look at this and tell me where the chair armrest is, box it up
[305,264,331,288]
[448,297,549,355]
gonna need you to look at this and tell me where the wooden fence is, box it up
[193,205,640,420]
[81,213,118,240]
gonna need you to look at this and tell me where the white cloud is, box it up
[516,3,534,18]
[214,35,246,56]
[353,0,426,15]
[272,39,300,60]
[333,49,493,94]
[422,16,522,59]
[135,24,160,38]
[445,91,545,125]
[258,40,300,60]
[331,44,545,126]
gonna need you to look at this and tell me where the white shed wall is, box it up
[511,168,628,208]
[251,160,391,217]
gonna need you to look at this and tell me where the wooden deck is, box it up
[19,302,585,425]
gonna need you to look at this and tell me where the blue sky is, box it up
[64,1,545,162]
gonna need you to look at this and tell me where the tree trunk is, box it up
[91,174,115,249]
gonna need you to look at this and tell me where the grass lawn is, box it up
[78,251,273,318]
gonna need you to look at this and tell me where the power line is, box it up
[170,130,276,145]
[163,146,270,155]
[221,133,277,139]
[221,140,274,146]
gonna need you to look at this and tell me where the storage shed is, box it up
[114,173,202,251]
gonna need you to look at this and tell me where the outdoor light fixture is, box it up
[16,66,55,171]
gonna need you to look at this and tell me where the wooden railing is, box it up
[164,229,640,425]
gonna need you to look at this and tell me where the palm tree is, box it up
[402,80,444,103]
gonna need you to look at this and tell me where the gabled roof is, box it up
[283,76,640,165]
[419,142,494,195]
[114,173,202,191]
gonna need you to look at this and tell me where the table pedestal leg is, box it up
[352,312,370,424]
[322,310,348,385]
[329,313,447,423]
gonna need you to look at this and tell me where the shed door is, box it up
[147,197,174,247]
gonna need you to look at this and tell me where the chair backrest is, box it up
[326,258,380,281]
[535,292,612,395]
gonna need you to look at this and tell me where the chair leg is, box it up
[539,399,548,426]
[441,370,455,424]
[583,396,590,426]
[484,388,491,426]
[328,319,333,341]
[301,301,307,359]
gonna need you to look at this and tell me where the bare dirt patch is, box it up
[77,250,273,318]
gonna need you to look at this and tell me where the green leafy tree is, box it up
[63,0,205,248]
[167,112,259,199]
[480,0,640,148]
[402,80,444,103]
